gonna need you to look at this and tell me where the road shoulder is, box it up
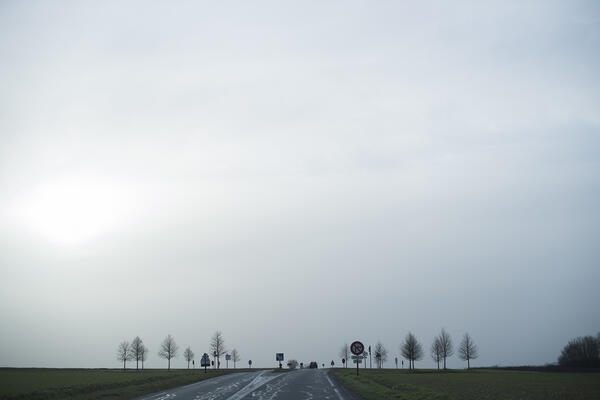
[328,369,362,400]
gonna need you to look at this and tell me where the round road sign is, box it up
[350,341,364,355]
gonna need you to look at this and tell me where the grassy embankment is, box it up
[331,368,600,400]
[0,368,257,400]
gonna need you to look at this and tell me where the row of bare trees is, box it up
[117,336,148,371]
[116,331,241,371]
[339,330,479,370]
[403,329,478,370]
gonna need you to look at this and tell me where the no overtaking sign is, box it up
[350,340,364,376]
[350,341,364,355]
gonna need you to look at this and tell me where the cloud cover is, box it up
[1,0,599,368]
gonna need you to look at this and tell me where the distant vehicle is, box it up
[309,361,318,369]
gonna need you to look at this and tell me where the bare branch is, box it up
[158,334,179,370]
[437,328,454,369]
[338,343,350,368]
[116,341,133,371]
[458,333,479,369]
[231,348,241,368]
[210,331,227,369]
[183,346,194,369]
[373,341,388,368]
[400,332,423,370]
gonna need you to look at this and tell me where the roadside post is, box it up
[248,360,252,368]
[350,340,365,376]
[276,353,284,369]
[395,357,398,368]
[201,353,210,373]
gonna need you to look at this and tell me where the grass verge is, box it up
[331,368,600,400]
[0,368,257,400]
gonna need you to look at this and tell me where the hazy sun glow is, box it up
[8,176,132,246]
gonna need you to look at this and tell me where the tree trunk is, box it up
[467,358,470,369]
[168,358,171,371]
[443,357,446,370]
[137,359,139,371]
[123,360,126,371]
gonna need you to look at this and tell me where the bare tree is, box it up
[131,336,144,371]
[183,346,195,369]
[210,331,227,369]
[231,348,240,368]
[458,333,479,369]
[437,329,454,369]
[373,341,388,368]
[117,341,133,371]
[158,334,179,370]
[431,337,443,370]
[400,332,423,370]
[338,343,350,368]
[140,345,148,370]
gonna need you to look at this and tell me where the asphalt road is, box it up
[136,369,358,400]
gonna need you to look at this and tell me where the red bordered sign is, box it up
[350,341,364,355]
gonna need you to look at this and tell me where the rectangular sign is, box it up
[276,353,284,361]
[225,354,231,360]
[353,359,362,363]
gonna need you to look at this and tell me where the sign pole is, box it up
[350,340,364,377]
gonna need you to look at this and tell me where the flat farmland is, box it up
[0,368,254,400]
[331,368,600,400]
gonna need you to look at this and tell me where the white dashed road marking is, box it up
[326,375,344,400]
[225,371,283,400]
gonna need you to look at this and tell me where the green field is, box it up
[0,368,255,400]
[331,368,600,400]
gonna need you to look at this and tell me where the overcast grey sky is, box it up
[1,0,599,369]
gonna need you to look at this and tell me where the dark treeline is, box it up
[558,332,600,368]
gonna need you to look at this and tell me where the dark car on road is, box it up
[309,361,318,368]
